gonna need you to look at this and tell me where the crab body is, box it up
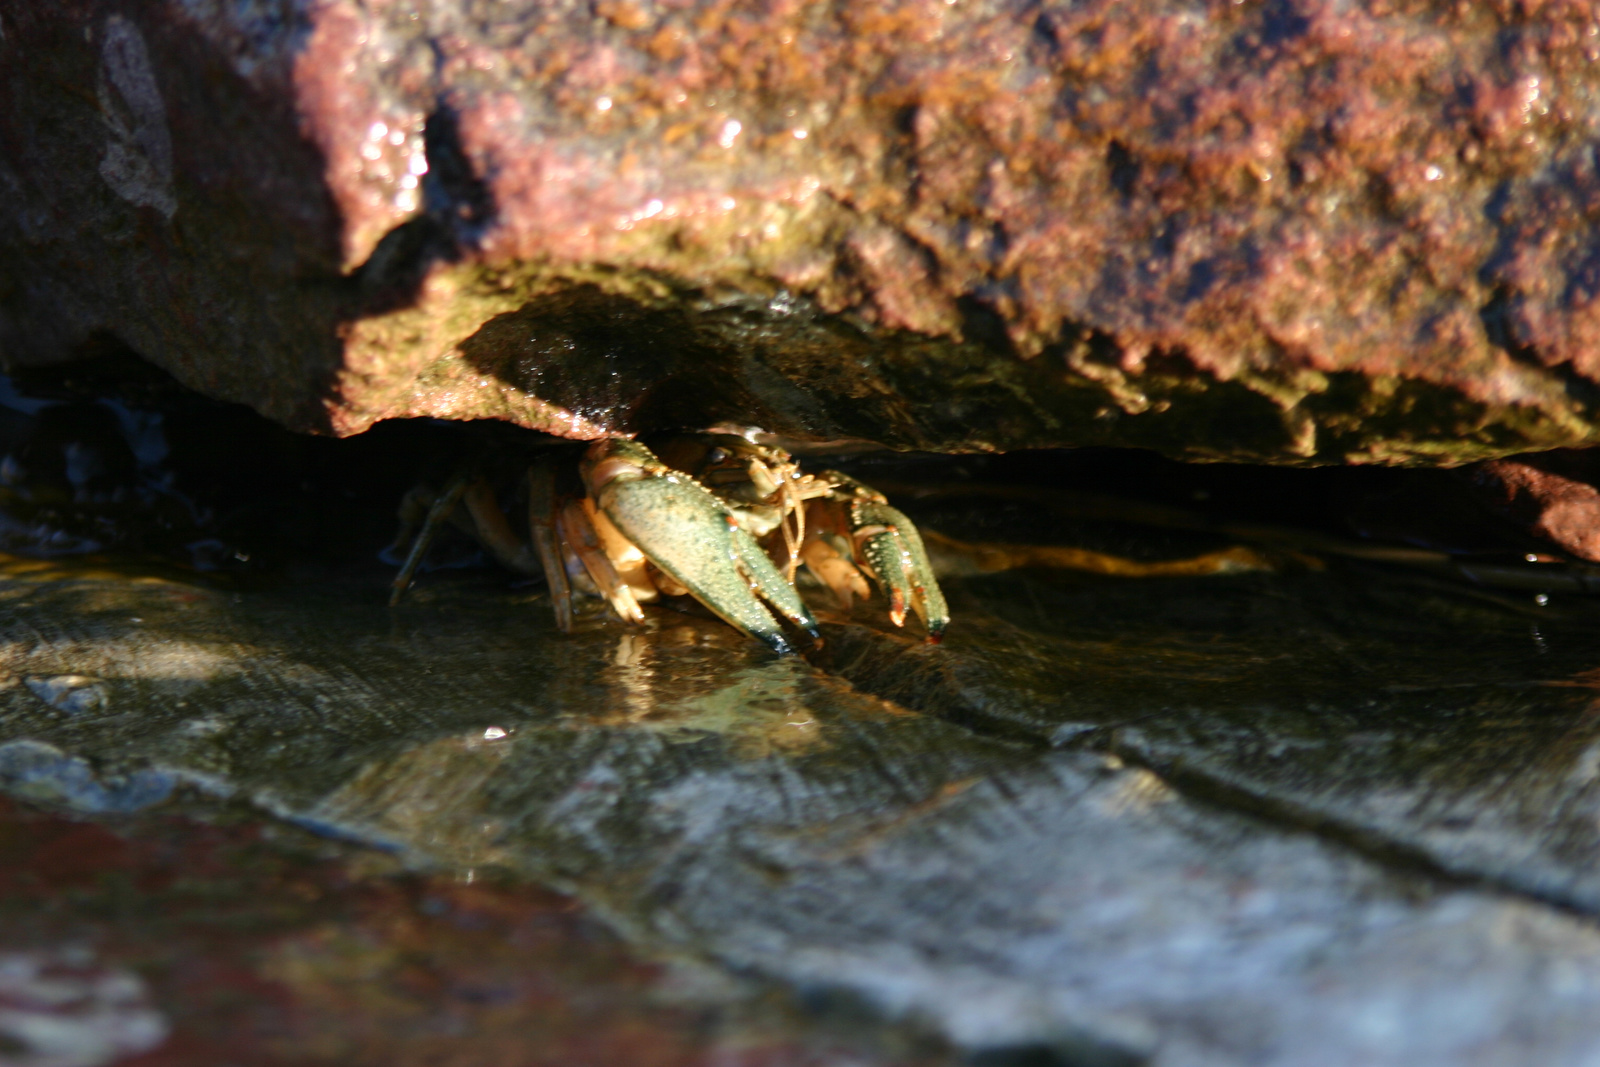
[391,434,948,653]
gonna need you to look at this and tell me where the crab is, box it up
[387,433,948,654]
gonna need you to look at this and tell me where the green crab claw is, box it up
[819,473,940,646]
[848,496,950,644]
[583,440,820,655]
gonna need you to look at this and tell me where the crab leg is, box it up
[558,498,648,625]
[389,470,473,606]
[583,440,819,654]
[462,480,541,577]
[526,458,576,632]
[800,524,872,607]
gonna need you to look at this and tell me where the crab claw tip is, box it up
[761,632,798,655]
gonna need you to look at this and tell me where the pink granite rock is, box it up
[4,0,1600,461]
[1471,450,1600,561]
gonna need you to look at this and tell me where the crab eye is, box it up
[708,447,729,464]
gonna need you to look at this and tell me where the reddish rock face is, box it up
[0,798,952,1066]
[1471,450,1600,562]
[4,1,1600,462]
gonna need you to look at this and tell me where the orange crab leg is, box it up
[526,458,576,633]
[557,498,648,625]
[462,479,540,576]
[800,525,872,608]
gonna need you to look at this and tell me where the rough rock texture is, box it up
[1470,450,1600,561]
[8,523,1600,1063]
[6,1,1600,462]
[0,799,951,1067]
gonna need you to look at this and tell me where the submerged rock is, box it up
[4,1,1600,461]
[0,738,174,813]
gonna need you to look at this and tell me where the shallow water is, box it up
[4,501,1600,1065]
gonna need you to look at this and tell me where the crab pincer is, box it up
[811,473,950,644]
[582,440,820,655]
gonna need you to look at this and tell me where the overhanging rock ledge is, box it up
[4,0,1600,463]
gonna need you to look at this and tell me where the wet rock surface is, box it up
[8,2,1600,461]
[6,420,1600,1062]
[0,796,954,1067]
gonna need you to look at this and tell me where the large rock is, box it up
[4,0,1600,462]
